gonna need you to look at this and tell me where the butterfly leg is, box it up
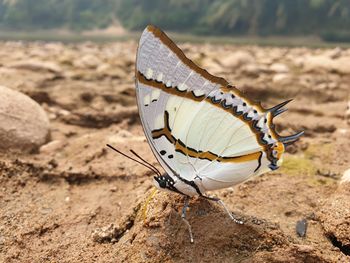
[204,196,243,224]
[181,196,194,243]
[217,199,243,224]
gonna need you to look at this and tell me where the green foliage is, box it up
[0,0,116,30]
[116,0,350,39]
[115,0,210,31]
[0,0,350,41]
[321,31,350,43]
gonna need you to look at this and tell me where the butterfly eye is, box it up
[159,179,166,188]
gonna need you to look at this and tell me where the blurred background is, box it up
[1,1,350,262]
[0,0,350,45]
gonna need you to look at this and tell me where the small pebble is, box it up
[340,168,350,184]
[296,218,308,237]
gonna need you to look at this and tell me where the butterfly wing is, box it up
[135,25,302,194]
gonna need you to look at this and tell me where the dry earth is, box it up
[0,39,350,262]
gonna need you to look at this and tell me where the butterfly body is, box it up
[136,25,303,198]
[154,173,201,197]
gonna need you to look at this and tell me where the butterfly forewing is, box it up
[135,25,286,193]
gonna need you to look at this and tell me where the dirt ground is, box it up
[0,40,350,262]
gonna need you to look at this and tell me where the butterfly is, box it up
[109,25,303,243]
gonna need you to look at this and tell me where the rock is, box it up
[107,129,145,144]
[316,83,327,90]
[323,47,342,59]
[39,140,65,154]
[332,57,350,74]
[241,64,261,77]
[0,86,50,152]
[302,55,334,73]
[219,51,254,69]
[96,64,127,79]
[340,168,350,184]
[8,59,62,74]
[74,54,101,69]
[293,244,315,253]
[270,63,289,73]
[62,106,138,128]
[296,219,308,237]
[318,183,350,248]
[92,224,119,243]
[301,55,350,74]
[272,73,290,83]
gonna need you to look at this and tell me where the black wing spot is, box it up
[168,154,174,159]
[160,150,166,155]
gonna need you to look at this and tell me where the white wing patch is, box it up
[143,94,151,106]
[151,89,161,102]
[145,68,153,79]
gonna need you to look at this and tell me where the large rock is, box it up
[0,86,50,152]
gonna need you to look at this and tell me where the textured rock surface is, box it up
[319,183,350,251]
[0,85,50,152]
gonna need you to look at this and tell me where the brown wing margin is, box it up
[146,25,264,111]
[147,25,229,87]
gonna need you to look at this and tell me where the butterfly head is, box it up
[153,174,176,191]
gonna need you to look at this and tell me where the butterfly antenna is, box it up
[106,144,161,176]
[129,149,162,176]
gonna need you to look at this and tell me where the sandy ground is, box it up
[0,40,350,262]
